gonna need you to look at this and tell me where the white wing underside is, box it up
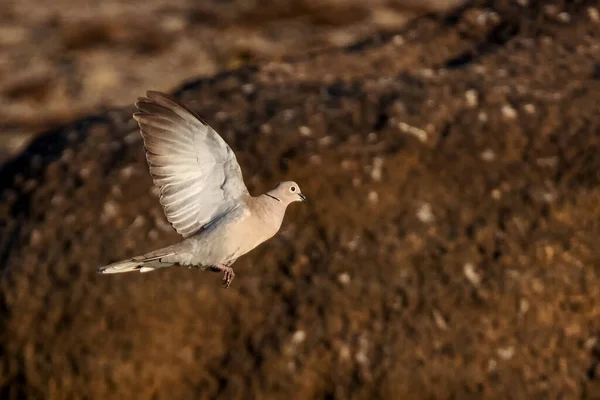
[134,91,249,238]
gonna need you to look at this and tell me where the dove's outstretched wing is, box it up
[134,91,249,238]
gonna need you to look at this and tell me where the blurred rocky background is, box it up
[0,0,464,164]
[2,0,600,399]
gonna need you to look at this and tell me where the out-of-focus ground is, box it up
[2,0,600,399]
[0,0,463,164]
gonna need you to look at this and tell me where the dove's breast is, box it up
[218,202,285,263]
[184,199,284,267]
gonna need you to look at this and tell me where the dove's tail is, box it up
[97,251,176,274]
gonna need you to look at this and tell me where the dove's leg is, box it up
[209,265,236,288]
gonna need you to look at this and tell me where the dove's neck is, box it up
[252,193,287,232]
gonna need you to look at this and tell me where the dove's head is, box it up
[268,181,306,205]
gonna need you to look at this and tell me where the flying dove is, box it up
[97,91,306,288]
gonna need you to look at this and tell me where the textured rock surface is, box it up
[2,1,600,398]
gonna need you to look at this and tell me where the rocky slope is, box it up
[2,0,600,398]
[0,0,463,163]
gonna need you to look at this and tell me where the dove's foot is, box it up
[209,265,235,288]
[222,267,235,288]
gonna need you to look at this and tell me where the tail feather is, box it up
[97,252,175,274]
[97,260,141,274]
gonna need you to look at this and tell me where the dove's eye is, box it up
[290,186,296,192]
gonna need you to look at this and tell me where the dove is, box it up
[97,91,306,288]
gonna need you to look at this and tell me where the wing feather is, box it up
[134,91,249,238]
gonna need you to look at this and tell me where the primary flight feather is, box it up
[97,91,306,288]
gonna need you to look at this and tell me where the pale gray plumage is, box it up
[97,91,306,287]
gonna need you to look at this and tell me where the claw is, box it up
[222,269,235,288]
[209,264,236,288]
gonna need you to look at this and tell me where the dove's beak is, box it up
[298,193,307,203]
